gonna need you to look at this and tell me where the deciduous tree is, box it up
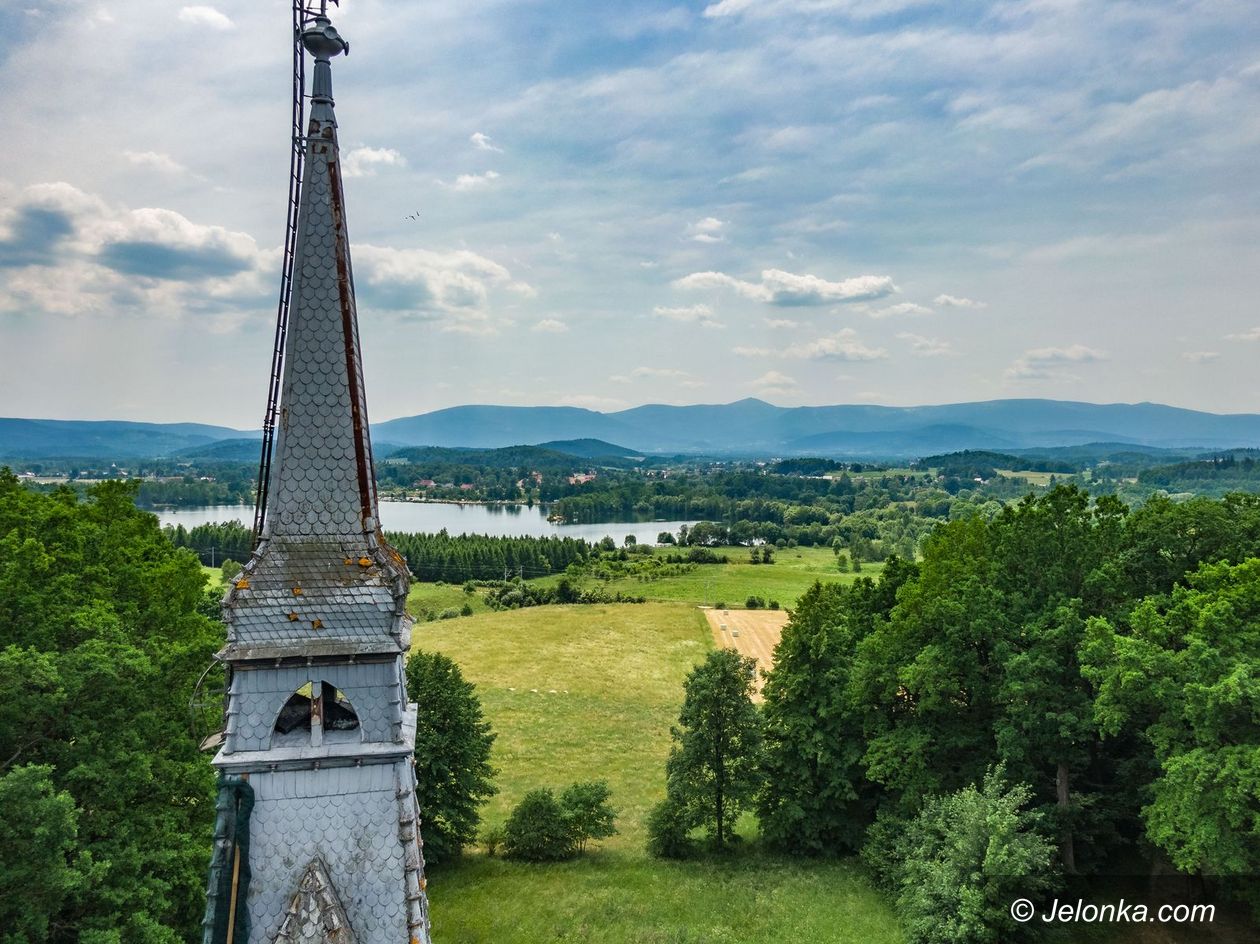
[405,650,497,865]
[664,649,762,849]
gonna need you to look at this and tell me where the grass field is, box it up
[997,469,1059,487]
[541,545,883,610]
[412,602,907,943]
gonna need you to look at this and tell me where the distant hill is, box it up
[174,438,263,462]
[372,399,1260,457]
[0,418,250,458]
[536,438,643,460]
[7,399,1260,461]
[383,444,625,471]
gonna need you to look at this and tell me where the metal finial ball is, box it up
[301,15,348,60]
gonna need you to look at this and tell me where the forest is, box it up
[751,487,1260,938]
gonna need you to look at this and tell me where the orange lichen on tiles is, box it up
[311,619,323,630]
[236,578,250,589]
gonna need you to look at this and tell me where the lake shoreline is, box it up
[155,500,696,545]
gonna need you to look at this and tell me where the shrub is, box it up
[503,789,574,862]
[888,766,1058,944]
[714,601,727,610]
[437,607,460,620]
[463,581,476,594]
[220,559,242,582]
[768,600,780,610]
[459,602,474,617]
[560,780,617,853]
[745,595,765,609]
[481,824,506,857]
[646,797,695,859]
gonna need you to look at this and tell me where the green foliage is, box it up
[219,559,242,582]
[0,764,81,943]
[889,767,1057,944]
[1083,557,1260,912]
[480,823,506,857]
[405,650,497,866]
[757,567,914,855]
[164,519,253,566]
[504,788,575,862]
[500,781,617,861]
[560,780,618,853]
[0,474,220,942]
[745,595,764,609]
[645,796,695,859]
[664,649,763,850]
[485,578,645,610]
[389,530,592,583]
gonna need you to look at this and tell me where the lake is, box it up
[155,501,697,545]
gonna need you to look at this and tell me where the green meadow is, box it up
[536,545,882,609]
[410,602,907,944]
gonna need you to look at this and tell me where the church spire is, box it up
[206,9,432,944]
[264,13,379,543]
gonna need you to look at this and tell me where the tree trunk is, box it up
[1057,762,1076,874]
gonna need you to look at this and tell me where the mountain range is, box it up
[4,399,1260,460]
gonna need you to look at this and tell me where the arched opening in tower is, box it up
[272,681,361,746]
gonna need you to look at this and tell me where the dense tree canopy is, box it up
[1084,558,1260,911]
[760,484,1260,934]
[0,473,220,942]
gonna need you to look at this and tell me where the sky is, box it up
[2,0,1259,425]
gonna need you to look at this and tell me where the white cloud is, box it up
[652,303,724,328]
[749,370,800,396]
[735,328,886,361]
[1005,344,1107,381]
[531,318,568,333]
[122,150,190,176]
[870,301,932,318]
[674,268,895,306]
[703,0,928,19]
[1182,351,1220,363]
[631,366,689,379]
[556,394,627,411]
[688,216,726,243]
[342,147,406,179]
[897,332,953,357]
[934,294,986,309]
[0,182,268,320]
[446,170,501,192]
[354,245,527,322]
[177,6,233,30]
[470,132,504,153]
[1225,327,1260,341]
[764,317,798,329]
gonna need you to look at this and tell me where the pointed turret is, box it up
[222,15,409,661]
[266,15,377,545]
[204,12,431,944]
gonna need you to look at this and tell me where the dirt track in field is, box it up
[703,608,790,699]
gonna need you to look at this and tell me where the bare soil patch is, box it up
[703,607,790,699]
